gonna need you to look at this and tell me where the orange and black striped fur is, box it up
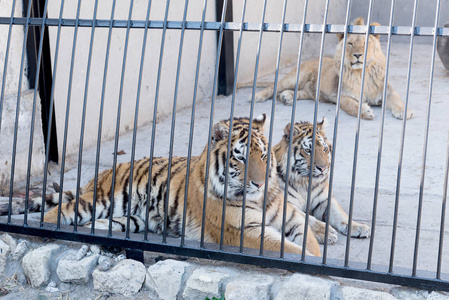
[28,114,321,256]
[274,118,371,243]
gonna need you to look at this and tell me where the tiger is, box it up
[273,117,371,243]
[22,114,322,256]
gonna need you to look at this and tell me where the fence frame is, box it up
[1,0,449,292]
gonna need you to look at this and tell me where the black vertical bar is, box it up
[345,0,374,267]
[437,129,449,279]
[413,0,441,276]
[8,0,33,224]
[25,0,58,163]
[216,0,234,96]
[180,0,208,247]
[40,0,64,226]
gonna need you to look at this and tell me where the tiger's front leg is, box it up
[329,198,371,238]
[306,214,339,245]
[312,194,371,239]
[243,225,312,256]
[268,202,321,256]
[225,206,317,256]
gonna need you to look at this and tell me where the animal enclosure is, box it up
[1,0,449,292]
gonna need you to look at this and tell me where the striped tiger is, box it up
[24,114,321,256]
[273,118,371,243]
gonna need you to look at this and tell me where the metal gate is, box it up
[1,0,449,292]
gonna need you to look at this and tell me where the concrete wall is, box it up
[46,0,218,157]
[46,0,350,157]
[0,2,45,194]
[0,92,45,194]
[234,0,348,83]
[0,0,29,95]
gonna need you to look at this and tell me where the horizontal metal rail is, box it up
[0,18,448,37]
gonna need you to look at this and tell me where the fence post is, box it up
[25,0,58,163]
[216,0,234,95]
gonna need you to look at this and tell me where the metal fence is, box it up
[1,0,449,292]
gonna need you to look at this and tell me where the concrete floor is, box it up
[7,41,449,279]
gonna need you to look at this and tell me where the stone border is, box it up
[0,232,447,299]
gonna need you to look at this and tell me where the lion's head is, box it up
[335,17,384,70]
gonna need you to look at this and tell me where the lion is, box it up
[251,17,413,120]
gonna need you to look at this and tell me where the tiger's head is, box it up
[207,114,276,202]
[275,118,331,185]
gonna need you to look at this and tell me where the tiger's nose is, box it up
[353,54,362,59]
[252,181,265,189]
[316,165,326,172]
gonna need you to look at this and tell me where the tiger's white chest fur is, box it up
[277,175,329,214]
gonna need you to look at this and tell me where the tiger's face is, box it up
[209,114,274,201]
[279,118,331,184]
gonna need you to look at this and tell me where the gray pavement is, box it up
[9,42,449,277]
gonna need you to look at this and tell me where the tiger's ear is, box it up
[317,117,327,132]
[370,22,381,40]
[211,123,229,146]
[283,123,299,140]
[252,113,267,132]
[353,17,365,26]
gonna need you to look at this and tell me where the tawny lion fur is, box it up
[251,17,413,120]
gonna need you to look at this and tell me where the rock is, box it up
[21,244,60,287]
[0,240,11,257]
[14,271,27,285]
[45,281,59,293]
[1,234,16,252]
[274,274,340,300]
[93,259,146,296]
[145,259,190,300]
[59,282,74,292]
[74,245,89,261]
[391,287,429,300]
[0,256,5,277]
[12,240,27,260]
[90,245,100,255]
[427,291,449,300]
[115,254,126,263]
[57,252,99,284]
[0,240,11,275]
[341,286,397,300]
[225,275,274,300]
[97,255,113,271]
[437,22,449,71]
[183,268,231,300]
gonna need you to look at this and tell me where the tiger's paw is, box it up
[339,221,371,238]
[310,217,339,244]
[350,222,371,238]
[314,226,339,245]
